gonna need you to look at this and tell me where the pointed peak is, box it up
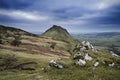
[51,25,66,30]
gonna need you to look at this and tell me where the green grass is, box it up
[0,49,120,80]
[43,66,120,80]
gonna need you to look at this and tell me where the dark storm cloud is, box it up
[0,0,34,10]
[87,5,120,25]
[0,0,120,33]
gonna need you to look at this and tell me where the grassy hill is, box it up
[42,25,77,51]
[0,25,120,80]
[0,25,70,56]
[0,25,37,45]
[42,25,74,42]
[0,25,37,36]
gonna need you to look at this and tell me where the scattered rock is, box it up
[49,60,56,65]
[49,60,63,69]
[110,51,119,57]
[73,53,85,60]
[80,46,86,51]
[75,59,86,66]
[77,41,98,52]
[93,62,99,67]
[85,53,93,61]
[81,41,94,50]
[108,63,115,67]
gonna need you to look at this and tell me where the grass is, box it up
[0,49,120,80]
[43,66,120,80]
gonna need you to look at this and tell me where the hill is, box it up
[0,25,70,57]
[42,25,76,51]
[0,25,120,80]
[0,25,37,36]
[0,25,37,46]
[72,32,120,55]
[72,32,120,47]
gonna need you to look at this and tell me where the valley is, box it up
[72,32,120,55]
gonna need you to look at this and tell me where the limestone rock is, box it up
[75,59,86,66]
[93,62,99,67]
[49,60,63,69]
[85,53,93,61]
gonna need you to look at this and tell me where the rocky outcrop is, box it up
[74,41,97,52]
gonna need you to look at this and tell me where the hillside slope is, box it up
[0,25,70,57]
[0,25,120,80]
[42,25,77,51]
[0,25,37,36]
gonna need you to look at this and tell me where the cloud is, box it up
[0,0,120,33]
[0,0,33,10]
[0,9,49,21]
[96,0,120,10]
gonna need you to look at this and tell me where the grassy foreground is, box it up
[0,49,120,80]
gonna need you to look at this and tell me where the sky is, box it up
[0,0,120,33]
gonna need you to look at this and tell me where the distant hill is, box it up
[94,32,120,38]
[72,32,120,50]
[73,32,120,38]
[0,25,37,36]
[42,25,76,44]
[0,25,38,45]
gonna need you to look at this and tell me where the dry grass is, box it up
[0,35,70,57]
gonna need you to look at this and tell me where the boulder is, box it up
[56,64,63,69]
[49,60,63,69]
[85,53,93,61]
[50,60,56,63]
[73,53,85,59]
[75,59,86,66]
[80,41,97,52]
[80,46,86,51]
[85,41,91,49]
[93,62,99,67]
[110,51,119,57]
[108,63,115,67]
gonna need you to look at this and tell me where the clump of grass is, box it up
[3,54,17,69]
[11,35,22,46]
